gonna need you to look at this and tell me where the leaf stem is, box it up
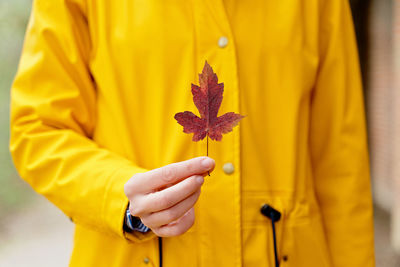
[207,135,208,157]
[207,135,210,176]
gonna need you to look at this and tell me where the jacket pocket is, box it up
[242,192,332,267]
[280,213,332,267]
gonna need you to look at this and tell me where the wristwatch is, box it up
[124,208,150,233]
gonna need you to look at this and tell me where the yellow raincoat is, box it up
[10,0,375,266]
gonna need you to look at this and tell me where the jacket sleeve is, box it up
[310,0,375,265]
[10,0,154,242]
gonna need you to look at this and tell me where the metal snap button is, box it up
[223,162,234,174]
[218,36,228,48]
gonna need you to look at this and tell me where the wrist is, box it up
[124,207,150,233]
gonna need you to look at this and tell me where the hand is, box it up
[124,157,215,237]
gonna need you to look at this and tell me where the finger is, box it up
[153,208,195,237]
[142,189,201,228]
[129,157,214,193]
[131,175,203,215]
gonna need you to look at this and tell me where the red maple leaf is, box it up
[174,61,244,142]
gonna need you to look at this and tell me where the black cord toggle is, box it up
[260,204,281,267]
[261,204,281,222]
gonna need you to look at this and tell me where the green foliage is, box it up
[0,0,34,215]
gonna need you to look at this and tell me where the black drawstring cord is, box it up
[261,204,281,267]
[271,218,279,267]
[158,237,163,267]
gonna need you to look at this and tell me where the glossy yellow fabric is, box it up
[10,0,375,266]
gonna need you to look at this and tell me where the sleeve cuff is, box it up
[101,163,156,243]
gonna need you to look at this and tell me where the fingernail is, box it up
[196,176,204,184]
[201,157,214,168]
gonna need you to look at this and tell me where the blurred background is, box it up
[0,0,399,266]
